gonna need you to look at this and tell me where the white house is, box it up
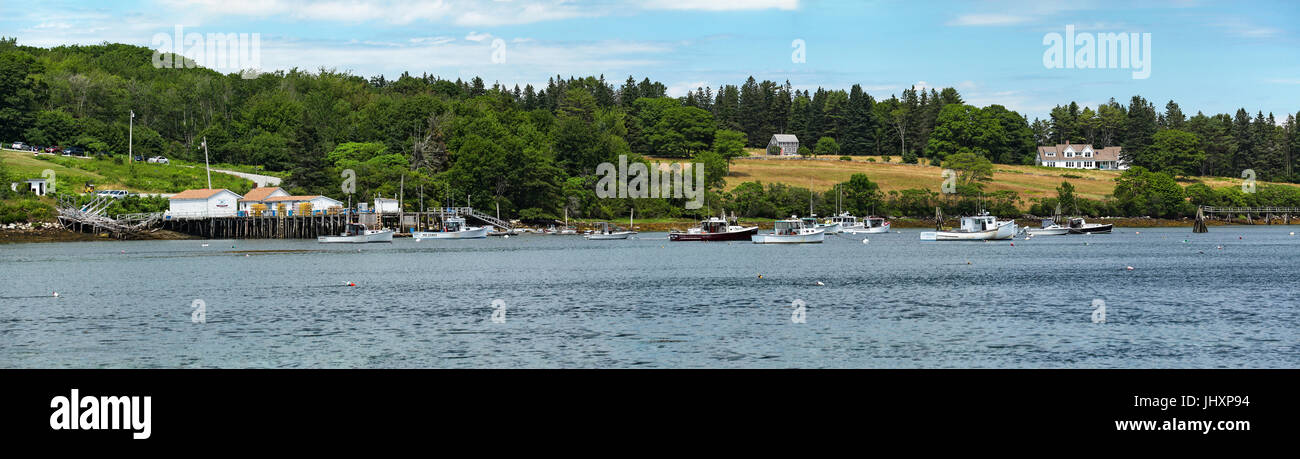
[238,186,291,213]
[264,195,344,215]
[1036,143,1127,170]
[168,189,242,218]
[768,134,799,156]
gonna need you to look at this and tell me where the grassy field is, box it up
[2,149,254,194]
[716,149,1294,202]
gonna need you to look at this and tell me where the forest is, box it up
[2,37,1298,223]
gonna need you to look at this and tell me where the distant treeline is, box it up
[1,38,1297,222]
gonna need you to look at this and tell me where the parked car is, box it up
[96,190,131,199]
[147,156,169,164]
[45,145,61,153]
[10,142,24,150]
[132,155,144,162]
[64,146,84,156]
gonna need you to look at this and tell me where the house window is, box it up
[1085,152,1092,157]
[1046,152,1055,157]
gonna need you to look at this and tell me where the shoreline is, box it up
[2,217,1293,243]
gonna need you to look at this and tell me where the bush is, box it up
[839,156,852,161]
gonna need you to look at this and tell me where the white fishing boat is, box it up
[585,221,633,240]
[752,217,825,244]
[413,216,489,240]
[806,216,842,235]
[1026,219,1069,236]
[318,223,394,243]
[920,215,1016,241]
[836,214,891,234]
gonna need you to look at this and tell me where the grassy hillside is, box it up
[718,149,1296,202]
[2,149,253,194]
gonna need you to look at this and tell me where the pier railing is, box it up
[1199,206,1300,214]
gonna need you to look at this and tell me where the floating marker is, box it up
[52,292,59,297]
[348,282,356,287]
[1125,266,1134,271]
[815,281,825,286]
[757,274,763,279]
[861,238,869,244]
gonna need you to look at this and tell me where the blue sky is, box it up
[2,0,1297,120]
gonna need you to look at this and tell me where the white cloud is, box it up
[946,14,1030,27]
[465,31,493,42]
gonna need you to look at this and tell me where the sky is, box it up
[2,0,1298,120]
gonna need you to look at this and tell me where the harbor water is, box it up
[1,226,1296,368]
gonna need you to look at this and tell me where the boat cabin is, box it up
[830,214,858,225]
[1040,219,1056,229]
[1068,217,1087,228]
[343,223,368,236]
[443,216,467,232]
[865,217,886,228]
[699,217,728,233]
[800,217,819,227]
[774,219,806,235]
[959,215,999,232]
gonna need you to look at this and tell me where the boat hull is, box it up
[751,231,825,244]
[1069,224,1113,234]
[1026,227,1069,236]
[843,225,890,234]
[922,223,1015,241]
[815,223,843,234]
[585,232,632,240]
[670,226,758,241]
[318,230,394,243]
[413,226,490,239]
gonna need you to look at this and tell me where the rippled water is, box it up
[1,226,1296,368]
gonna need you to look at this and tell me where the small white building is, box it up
[168,189,242,218]
[1036,143,1127,170]
[238,186,291,213]
[20,178,49,196]
[768,134,799,156]
[374,198,400,214]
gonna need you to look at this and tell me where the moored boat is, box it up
[837,214,891,234]
[318,223,394,243]
[751,217,825,244]
[670,216,759,241]
[585,221,633,240]
[920,215,1016,241]
[1067,217,1112,234]
[808,216,842,235]
[1026,219,1069,236]
[413,216,489,240]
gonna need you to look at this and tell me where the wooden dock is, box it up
[1194,206,1297,232]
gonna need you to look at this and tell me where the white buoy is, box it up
[201,243,209,247]
[503,235,509,239]
[815,281,825,286]
[1291,232,1295,236]
[52,292,59,297]
[1125,266,1134,271]
[861,238,869,244]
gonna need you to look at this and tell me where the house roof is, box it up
[1037,143,1122,162]
[265,195,331,202]
[239,186,284,202]
[771,134,798,143]
[169,189,238,200]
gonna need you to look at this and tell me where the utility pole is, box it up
[128,110,134,168]
[201,136,212,189]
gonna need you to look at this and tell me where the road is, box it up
[209,168,282,187]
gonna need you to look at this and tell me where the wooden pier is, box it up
[1193,206,1297,232]
[153,207,511,239]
